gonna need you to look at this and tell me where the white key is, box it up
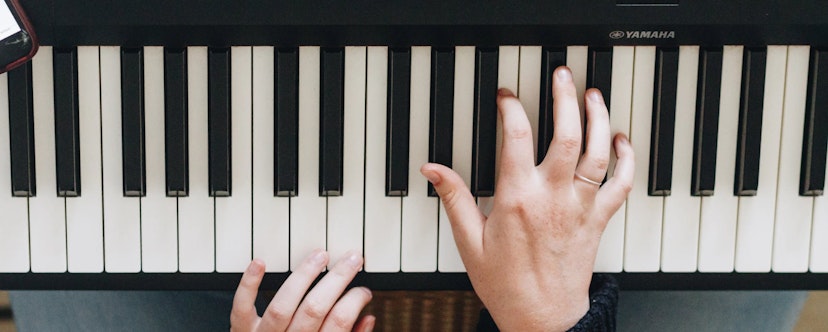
[697,45,743,272]
[291,46,327,270]
[518,46,542,163]
[252,46,289,272]
[0,73,29,272]
[773,45,813,272]
[734,46,787,272]
[624,46,661,272]
[66,46,104,272]
[101,46,141,272]
[328,47,366,267]
[178,47,215,273]
[813,173,828,271]
[215,46,253,272]
[401,46,438,272]
[439,46,475,272]
[364,46,401,272]
[29,47,67,272]
[660,46,701,272]
[594,46,633,273]
[566,46,589,125]
[141,46,178,272]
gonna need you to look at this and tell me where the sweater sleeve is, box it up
[476,274,619,332]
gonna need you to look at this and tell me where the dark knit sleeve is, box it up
[476,274,619,332]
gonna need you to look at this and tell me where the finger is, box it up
[259,249,328,331]
[318,287,373,332]
[288,251,363,331]
[353,315,377,332]
[541,66,582,181]
[595,134,635,226]
[231,259,266,330]
[420,163,485,256]
[574,89,611,191]
[496,88,536,180]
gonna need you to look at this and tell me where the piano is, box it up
[1,0,827,290]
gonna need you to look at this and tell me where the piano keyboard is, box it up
[0,44,826,284]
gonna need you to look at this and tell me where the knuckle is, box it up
[505,126,532,141]
[328,310,354,329]
[558,135,581,153]
[590,156,610,171]
[264,303,292,323]
[301,300,329,320]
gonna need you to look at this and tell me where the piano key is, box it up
[319,47,344,196]
[364,46,402,272]
[471,47,498,198]
[567,46,589,132]
[624,45,661,272]
[439,46,475,273]
[594,46,634,273]
[648,47,680,196]
[427,47,455,197]
[691,47,724,196]
[586,48,613,106]
[164,47,189,196]
[800,48,828,196]
[52,47,81,197]
[178,46,215,272]
[0,72,30,272]
[734,47,767,196]
[141,46,178,272]
[697,45,743,272]
[734,45,787,272]
[402,46,438,272]
[65,46,104,273]
[29,46,67,272]
[215,46,253,272]
[812,173,828,272]
[7,61,35,196]
[101,46,141,272]
[252,46,289,272]
[518,46,542,164]
[537,47,566,163]
[327,46,366,268]
[660,46,701,272]
[120,47,146,197]
[290,46,327,270]
[274,47,299,196]
[208,47,231,197]
[386,47,411,196]
[773,45,813,273]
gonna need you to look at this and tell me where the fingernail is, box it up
[309,249,327,265]
[345,251,363,268]
[620,135,629,144]
[589,90,603,103]
[497,88,513,96]
[247,259,264,274]
[359,287,373,299]
[421,168,441,185]
[557,67,572,82]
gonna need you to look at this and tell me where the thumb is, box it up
[420,163,484,255]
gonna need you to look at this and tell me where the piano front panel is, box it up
[2,0,828,290]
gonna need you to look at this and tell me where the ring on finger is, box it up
[574,172,602,186]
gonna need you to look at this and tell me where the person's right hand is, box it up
[421,66,634,331]
[231,249,375,332]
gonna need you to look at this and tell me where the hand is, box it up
[231,250,375,332]
[420,66,634,331]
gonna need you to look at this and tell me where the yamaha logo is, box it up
[609,30,676,39]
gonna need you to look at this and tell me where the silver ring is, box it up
[574,172,602,186]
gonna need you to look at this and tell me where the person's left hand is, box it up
[230,249,375,332]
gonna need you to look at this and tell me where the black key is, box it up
[319,47,344,196]
[274,47,298,197]
[691,47,723,196]
[537,47,566,163]
[120,48,146,197]
[208,47,231,197]
[385,47,411,197]
[164,48,188,197]
[471,47,498,197]
[586,48,613,106]
[7,62,35,197]
[648,47,680,196]
[800,48,828,196]
[53,47,81,197]
[734,47,767,196]
[428,47,455,197]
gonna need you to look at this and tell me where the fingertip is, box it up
[420,163,443,185]
[247,258,265,275]
[555,66,572,82]
[497,87,514,97]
